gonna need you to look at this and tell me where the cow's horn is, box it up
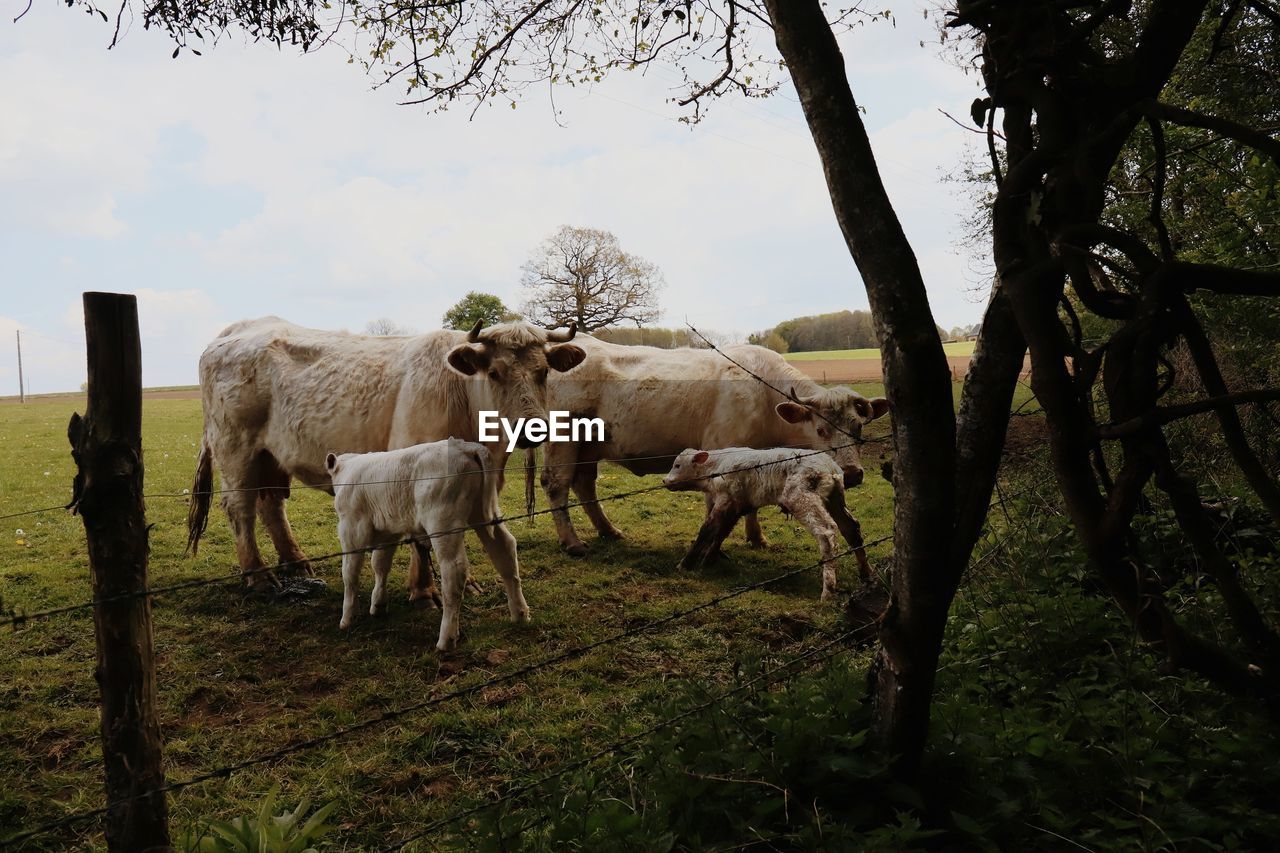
[467,319,484,342]
[546,322,577,343]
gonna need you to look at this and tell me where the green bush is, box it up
[179,788,337,853]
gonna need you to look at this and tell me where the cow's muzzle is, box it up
[843,468,864,488]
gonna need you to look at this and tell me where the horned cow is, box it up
[186,316,584,598]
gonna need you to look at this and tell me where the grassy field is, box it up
[784,341,977,361]
[0,388,919,849]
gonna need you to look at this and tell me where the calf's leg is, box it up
[433,532,469,652]
[680,497,742,571]
[743,511,770,548]
[824,490,874,581]
[786,490,843,599]
[473,521,531,623]
[337,521,370,629]
[370,545,395,617]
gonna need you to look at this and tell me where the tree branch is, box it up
[1098,388,1280,438]
[1145,100,1280,168]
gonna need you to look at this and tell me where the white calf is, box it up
[327,438,530,651]
[662,447,874,599]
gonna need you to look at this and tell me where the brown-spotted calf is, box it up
[662,447,874,599]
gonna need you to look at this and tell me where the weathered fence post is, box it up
[68,292,171,851]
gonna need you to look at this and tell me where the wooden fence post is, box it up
[68,292,171,851]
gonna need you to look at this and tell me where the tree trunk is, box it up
[68,292,171,852]
[765,0,962,777]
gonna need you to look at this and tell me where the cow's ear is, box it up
[869,397,891,420]
[546,343,586,373]
[325,452,337,473]
[775,401,811,424]
[692,450,710,465]
[447,343,488,376]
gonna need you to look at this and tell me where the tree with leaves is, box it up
[519,226,664,332]
[441,291,512,330]
[50,0,1280,782]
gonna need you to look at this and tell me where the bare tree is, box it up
[519,226,664,332]
[364,318,416,336]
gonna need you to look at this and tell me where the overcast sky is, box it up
[0,3,990,394]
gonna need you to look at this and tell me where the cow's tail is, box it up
[186,437,214,556]
[524,447,537,525]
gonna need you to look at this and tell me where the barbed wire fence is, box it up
[0,306,1056,849]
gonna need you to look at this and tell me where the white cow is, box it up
[328,439,530,652]
[662,447,875,599]
[187,317,584,597]
[536,337,888,554]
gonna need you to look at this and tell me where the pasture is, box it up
[1,387,899,849]
[782,341,978,361]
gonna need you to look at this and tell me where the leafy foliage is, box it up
[179,789,337,853]
[450,483,1280,851]
[441,291,514,331]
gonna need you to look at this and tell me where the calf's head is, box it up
[774,388,889,487]
[662,449,711,492]
[445,321,586,447]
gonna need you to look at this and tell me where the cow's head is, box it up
[446,320,586,448]
[775,388,889,487]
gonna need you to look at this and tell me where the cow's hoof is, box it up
[465,577,485,595]
[598,527,625,541]
[747,537,770,550]
[512,609,531,624]
[565,542,589,557]
[370,604,387,618]
[410,589,444,610]
[436,637,459,654]
[339,618,352,630]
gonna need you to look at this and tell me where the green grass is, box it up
[0,392,911,849]
[784,340,977,361]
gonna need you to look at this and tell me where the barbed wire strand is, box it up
[685,323,887,447]
[383,626,865,852]
[1,440,873,630]
[0,544,881,849]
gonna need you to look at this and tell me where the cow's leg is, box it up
[572,461,624,540]
[743,511,770,549]
[680,497,741,570]
[254,451,311,576]
[408,541,443,608]
[370,545,395,617]
[787,490,843,600]
[217,451,272,588]
[433,532,469,653]
[473,521,530,623]
[541,443,589,556]
[825,490,875,582]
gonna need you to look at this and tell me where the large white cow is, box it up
[186,317,585,590]
[534,336,889,555]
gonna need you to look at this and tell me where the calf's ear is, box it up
[869,397,891,420]
[775,401,812,424]
[693,451,710,465]
[447,343,489,376]
[326,452,337,473]
[546,343,586,373]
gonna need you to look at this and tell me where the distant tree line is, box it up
[592,326,736,349]
[748,309,877,353]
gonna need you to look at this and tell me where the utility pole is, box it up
[16,330,25,403]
